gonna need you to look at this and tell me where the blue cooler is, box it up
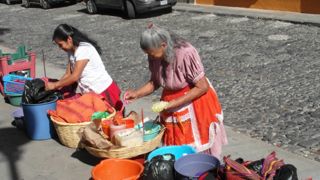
[22,96,58,140]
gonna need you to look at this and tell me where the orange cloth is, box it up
[161,85,221,146]
[48,93,113,123]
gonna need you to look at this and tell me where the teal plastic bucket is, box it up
[6,93,22,106]
[147,145,196,161]
[22,96,58,140]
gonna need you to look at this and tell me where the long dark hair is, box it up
[52,24,102,54]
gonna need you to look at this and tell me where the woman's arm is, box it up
[165,76,209,110]
[125,80,158,101]
[59,62,72,80]
[46,59,88,90]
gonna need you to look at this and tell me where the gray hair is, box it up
[140,25,187,63]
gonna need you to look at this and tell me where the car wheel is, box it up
[40,0,51,9]
[125,0,135,19]
[5,0,11,5]
[22,0,30,8]
[86,0,97,14]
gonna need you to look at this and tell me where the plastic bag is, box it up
[79,123,113,149]
[142,153,175,180]
[91,112,110,121]
[22,79,62,104]
[151,101,169,113]
[246,159,264,174]
[274,164,298,180]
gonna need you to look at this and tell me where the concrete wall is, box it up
[194,0,320,14]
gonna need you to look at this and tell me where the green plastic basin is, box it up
[7,93,22,107]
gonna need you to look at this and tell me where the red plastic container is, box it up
[125,119,135,128]
[101,120,112,137]
[92,159,144,180]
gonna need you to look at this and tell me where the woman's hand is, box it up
[163,99,177,112]
[45,82,57,91]
[124,80,158,103]
[124,89,139,101]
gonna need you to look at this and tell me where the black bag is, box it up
[22,79,62,104]
[246,158,264,174]
[274,164,298,180]
[142,153,175,180]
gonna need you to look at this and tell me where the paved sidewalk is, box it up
[174,3,320,25]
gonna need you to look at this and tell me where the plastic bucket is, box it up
[147,145,196,161]
[92,159,144,180]
[174,154,220,180]
[22,96,58,140]
[7,93,22,106]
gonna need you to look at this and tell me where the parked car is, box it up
[3,0,21,5]
[84,0,177,19]
[22,0,75,9]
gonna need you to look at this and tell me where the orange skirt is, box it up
[160,83,225,152]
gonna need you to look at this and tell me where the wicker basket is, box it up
[84,128,165,159]
[51,117,91,148]
[50,109,116,149]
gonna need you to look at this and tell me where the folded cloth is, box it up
[48,92,114,123]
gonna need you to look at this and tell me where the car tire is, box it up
[5,0,11,5]
[40,0,51,9]
[86,0,97,14]
[22,0,30,8]
[125,0,135,19]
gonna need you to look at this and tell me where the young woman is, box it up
[125,24,227,158]
[46,24,123,111]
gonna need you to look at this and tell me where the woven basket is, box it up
[84,128,165,159]
[50,109,116,149]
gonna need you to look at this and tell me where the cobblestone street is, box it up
[1,2,320,161]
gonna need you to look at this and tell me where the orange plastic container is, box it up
[92,159,144,180]
[125,119,135,128]
[101,120,112,137]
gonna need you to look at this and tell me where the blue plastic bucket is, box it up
[174,153,220,180]
[147,145,196,161]
[22,96,58,140]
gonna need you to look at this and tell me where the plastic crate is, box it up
[0,45,29,65]
[3,74,32,94]
[0,44,36,78]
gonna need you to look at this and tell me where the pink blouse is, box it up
[148,43,205,91]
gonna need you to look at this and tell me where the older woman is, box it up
[125,24,227,158]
